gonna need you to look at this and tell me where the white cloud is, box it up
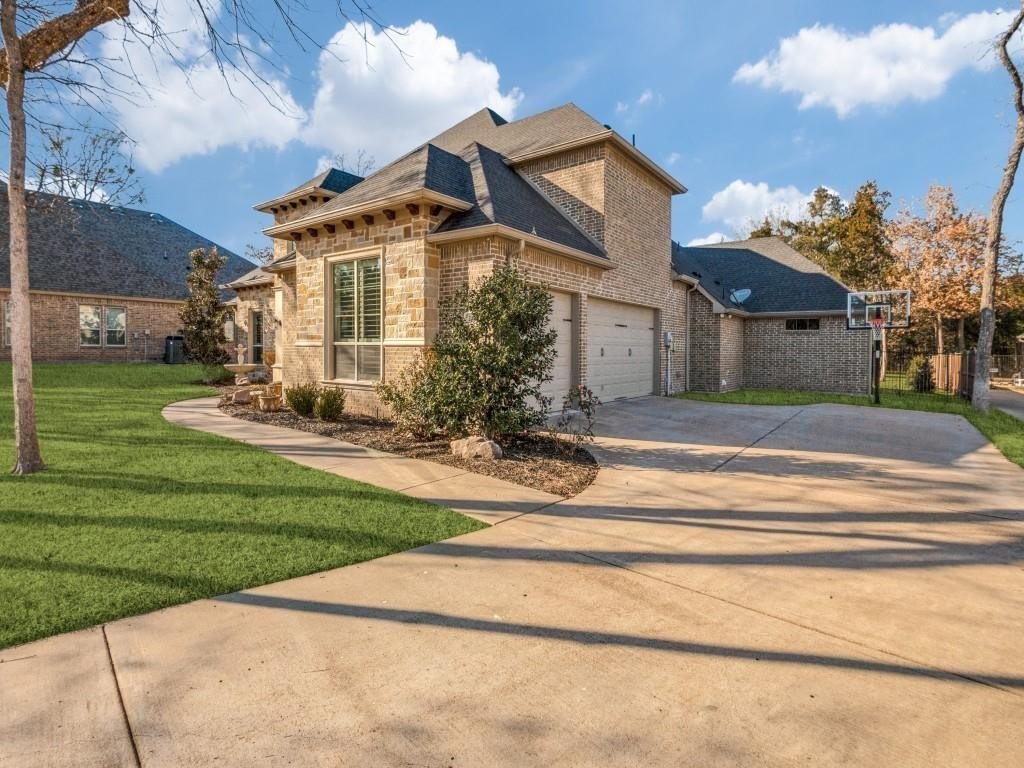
[99,2,306,172]
[665,151,682,166]
[614,88,663,121]
[304,21,522,164]
[734,9,1017,116]
[686,232,729,246]
[701,179,825,235]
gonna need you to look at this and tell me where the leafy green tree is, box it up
[379,266,556,440]
[179,247,229,366]
[779,182,894,290]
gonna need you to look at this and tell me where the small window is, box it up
[106,307,127,347]
[785,318,820,331]
[251,310,264,364]
[2,300,10,347]
[79,305,102,346]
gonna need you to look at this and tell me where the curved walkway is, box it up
[4,396,1023,767]
[163,397,562,525]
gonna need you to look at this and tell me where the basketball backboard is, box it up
[847,290,911,330]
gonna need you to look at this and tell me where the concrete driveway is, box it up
[4,398,1023,766]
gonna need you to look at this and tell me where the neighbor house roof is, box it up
[254,167,364,211]
[433,143,605,260]
[671,237,851,315]
[0,186,253,302]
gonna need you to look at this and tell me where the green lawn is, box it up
[0,363,484,650]
[677,388,1024,470]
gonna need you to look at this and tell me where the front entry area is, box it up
[586,297,655,401]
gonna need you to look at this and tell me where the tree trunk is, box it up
[2,0,43,474]
[957,316,965,351]
[936,313,944,354]
[974,4,1024,412]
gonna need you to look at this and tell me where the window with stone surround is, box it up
[330,255,382,382]
[250,310,264,364]
[79,305,102,346]
[785,318,820,331]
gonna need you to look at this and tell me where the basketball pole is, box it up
[873,336,882,405]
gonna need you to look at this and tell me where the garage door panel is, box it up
[540,291,574,409]
[587,298,655,401]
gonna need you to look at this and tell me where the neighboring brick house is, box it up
[247,103,868,414]
[672,237,870,394]
[0,186,252,362]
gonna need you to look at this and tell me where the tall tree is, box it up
[974,3,1024,412]
[761,181,895,290]
[180,248,229,366]
[1,1,391,473]
[888,186,987,353]
[29,124,143,205]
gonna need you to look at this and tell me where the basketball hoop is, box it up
[870,315,886,341]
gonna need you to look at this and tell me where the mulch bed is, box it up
[217,394,598,498]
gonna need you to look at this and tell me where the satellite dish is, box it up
[730,288,752,304]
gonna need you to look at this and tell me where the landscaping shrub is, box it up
[286,382,320,417]
[907,355,935,393]
[547,385,601,456]
[199,364,233,385]
[378,266,556,440]
[377,350,455,438]
[314,387,346,421]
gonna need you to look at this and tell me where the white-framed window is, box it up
[79,305,128,347]
[106,307,127,347]
[250,310,264,364]
[79,305,102,346]
[2,300,10,347]
[330,254,382,382]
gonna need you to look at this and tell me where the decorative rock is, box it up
[450,435,503,461]
[232,388,252,405]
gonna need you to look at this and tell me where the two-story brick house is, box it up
[242,103,868,413]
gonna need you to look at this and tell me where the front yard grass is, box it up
[677,388,1024,470]
[0,363,485,650]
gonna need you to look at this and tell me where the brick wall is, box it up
[0,290,183,362]
[719,314,744,392]
[743,316,871,394]
[687,292,719,391]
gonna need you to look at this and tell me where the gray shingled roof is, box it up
[281,167,363,199]
[0,186,253,301]
[226,265,273,289]
[306,144,476,220]
[435,143,605,259]
[671,237,850,314]
[429,104,606,157]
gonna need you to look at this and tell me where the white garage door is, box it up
[587,298,655,401]
[540,291,574,410]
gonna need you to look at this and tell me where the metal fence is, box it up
[880,351,1021,400]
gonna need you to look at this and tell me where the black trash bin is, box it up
[164,335,185,364]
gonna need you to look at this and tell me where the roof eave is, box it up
[506,129,687,195]
[253,186,339,213]
[263,190,474,239]
[427,223,614,270]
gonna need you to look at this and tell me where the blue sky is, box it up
[40,1,1024,259]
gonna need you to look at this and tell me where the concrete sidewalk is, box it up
[162,398,561,524]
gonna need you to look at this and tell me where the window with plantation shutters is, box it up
[331,255,382,381]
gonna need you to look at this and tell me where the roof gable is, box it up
[433,143,606,259]
[672,237,850,314]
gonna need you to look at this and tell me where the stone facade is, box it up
[229,284,277,369]
[0,290,183,363]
